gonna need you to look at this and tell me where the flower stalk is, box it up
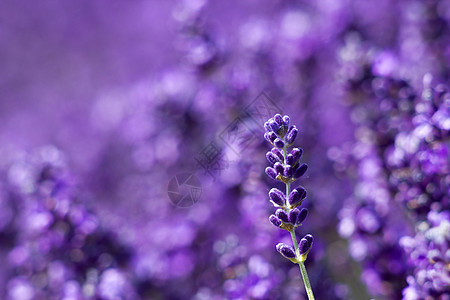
[264,114,315,299]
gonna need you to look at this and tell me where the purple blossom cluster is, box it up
[0,0,449,299]
[334,35,450,298]
[263,114,313,262]
[401,207,450,299]
[0,148,136,299]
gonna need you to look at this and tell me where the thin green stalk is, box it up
[290,230,300,257]
[284,146,315,300]
[299,261,315,300]
[289,229,315,300]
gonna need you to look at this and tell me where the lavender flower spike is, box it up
[263,114,315,300]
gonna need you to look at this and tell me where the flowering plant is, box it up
[264,113,315,300]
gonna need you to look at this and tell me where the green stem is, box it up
[290,230,315,300]
[284,145,315,300]
[290,230,300,257]
[299,261,315,300]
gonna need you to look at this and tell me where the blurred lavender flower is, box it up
[335,39,450,298]
[0,147,136,299]
[401,206,450,299]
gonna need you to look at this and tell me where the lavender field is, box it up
[0,1,448,299]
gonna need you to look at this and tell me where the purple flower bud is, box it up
[268,132,277,142]
[271,148,284,161]
[264,121,271,132]
[282,115,290,127]
[296,208,308,224]
[298,187,307,199]
[299,234,313,261]
[288,208,300,224]
[286,126,294,136]
[299,238,310,255]
[276,243,296,259]
[274,138,284,148]
[274,162,284,175]
[286,154,294,165]
[284,165,293,178]
[304,234,313,247]
[286,126,298,144]
[275,209,289,223]
[269,188,286,206]
[269,120,280,132]
[288,189,300,206]
[276,114,289,137]
[291,148,303,164]
[288,187,307,207]
[293,163,308,178]
[266,151,281,165]
[269,215,282,227]
[265,167,278,180]
[274,114,283,125]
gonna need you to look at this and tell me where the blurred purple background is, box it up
[0,0,448,299]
